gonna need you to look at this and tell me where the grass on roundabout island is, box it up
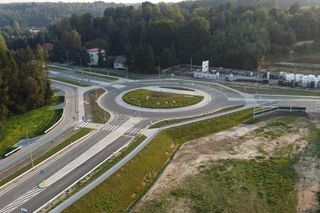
[122,89,204,109]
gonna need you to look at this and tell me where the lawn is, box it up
[0,128,91,186]
[0,107,62,157]
[65,109,253,213]
[49,96,65,106]
[75,71,118,81]
[223,82,320,96]
[122,89,204,108]
[51,77,91,87]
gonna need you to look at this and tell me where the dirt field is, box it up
[132,117,320,213]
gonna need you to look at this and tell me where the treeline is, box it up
[0,35,51,124]
[0,2,121,30]
[46,1,320,72]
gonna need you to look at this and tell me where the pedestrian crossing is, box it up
[126,127,142,135]
[0,187,44,213]
[101,124,119,131]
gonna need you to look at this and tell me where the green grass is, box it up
[87,89,110,124]
[0,128,91,186]
[149,105,243,129]
[49,96,65,106]
[0,107,62,157]
[160,86,195,91]
[145,159,297,213]
[51,88,60,94]
[223,82,320,96]
[51,77,91,87]
[122,89,204,109]
[75,71,118,81]
[65,109,253,213]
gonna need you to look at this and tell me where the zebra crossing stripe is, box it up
[0,187,44,213]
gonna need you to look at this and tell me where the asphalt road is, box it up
[3,68,319,213]
[0,82,78,174]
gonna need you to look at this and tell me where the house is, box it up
[41,43,54,51]
[113,56,127,70]
[87,48,105,66]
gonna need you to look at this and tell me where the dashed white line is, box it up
[0,187,44,213]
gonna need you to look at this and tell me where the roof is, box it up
[114,55,126,64]
[42,43,53,51]
[87,48,105,53]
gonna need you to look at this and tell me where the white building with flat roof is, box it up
[88,48,105,66]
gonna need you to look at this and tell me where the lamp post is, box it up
[26,130,34,168]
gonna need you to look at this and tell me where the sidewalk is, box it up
[39,117,142,188]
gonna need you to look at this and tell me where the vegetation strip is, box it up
[51,77,91,87]
[86,89,110,124]
[75,71,118,81]
[46,135,147,211]
[122,89,204,109]
[149,105,243,128]
[0,107,62,157]
[159,86,195,91]
[0,128,92,187]
[65,109,253,212]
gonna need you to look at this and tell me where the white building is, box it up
[113,56,127,69]
[87,48,105,66]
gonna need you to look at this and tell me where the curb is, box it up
[0,129,96,196]
[34,135,138,213]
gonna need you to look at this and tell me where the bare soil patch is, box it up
[132,117,316,212]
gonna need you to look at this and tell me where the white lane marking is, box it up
[0,187,44,213]
[110,125,119,131]
[40,117,141,188]
[127,127,141,134]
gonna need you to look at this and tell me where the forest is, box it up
[2,0,320,73]
[42,1,320,73]
[0,2,121,29]
[0,35,51,125]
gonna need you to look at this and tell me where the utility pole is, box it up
[158,58,161,79]
[65,50,69,64]
[26,130,34,168]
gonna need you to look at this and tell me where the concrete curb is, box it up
[49,106,251,213]
[114,86,211,113]
[0,130,96,196]
[45,107,65,134]
[34,135,138,213]
[96,88,115,125]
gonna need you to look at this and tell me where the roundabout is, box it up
[100,80,245,120]
[116,86,211,113]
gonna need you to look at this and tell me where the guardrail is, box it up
[4,146,22,158]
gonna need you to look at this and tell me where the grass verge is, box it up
[75,71,118,81]
[123,89,204,109]
[87,89,110,124]
[223,82,320,96]
[0,128,92,187]
[65,109,253,212]
[0,108,62,157]
[160,86,195,91]
[149,105,243,128]
[49,96,65,106]
[51,77,91,87]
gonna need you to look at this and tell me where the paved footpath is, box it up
[39,117,141,188]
